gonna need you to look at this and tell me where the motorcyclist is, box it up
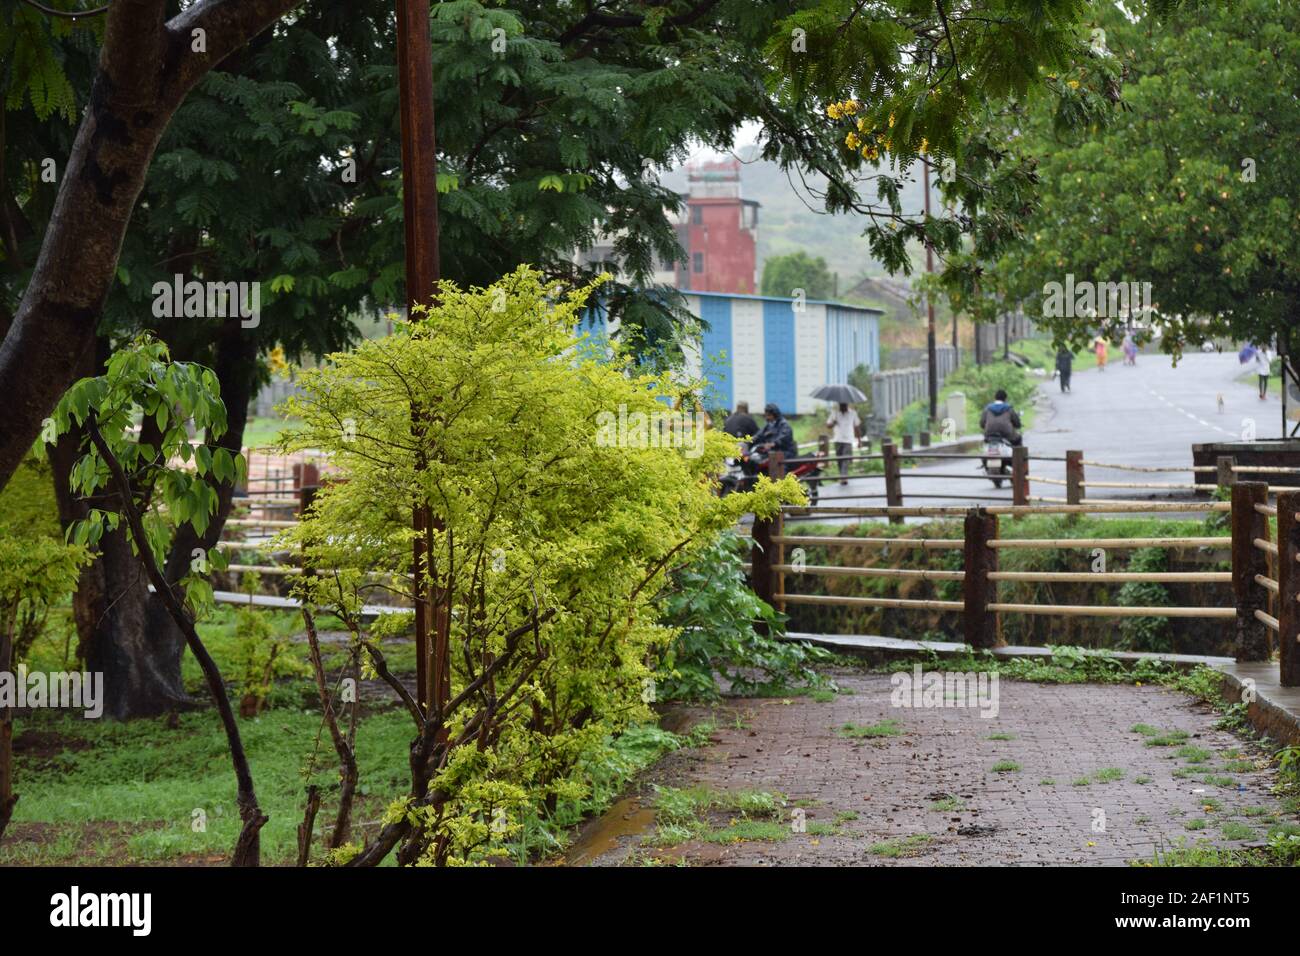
[751,403,799,461]
[722,401,759,440]
[980,390,1023,446]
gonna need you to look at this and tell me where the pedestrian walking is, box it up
[825,402,861,485]
[1122,331,1137,366]
[1055,347,1074,393]
[1252,344,1273,399]
[1094,336,1108,371]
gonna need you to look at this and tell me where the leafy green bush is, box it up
[889,359,1035,439]
[1116,548,1173,652]
[655,529,829,700]
[279,267,804,865]
[0,456,88,665]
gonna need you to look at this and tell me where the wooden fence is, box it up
[750,479,1300,687]
[778,442,1300,519]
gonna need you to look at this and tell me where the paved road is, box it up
[790,349,1287,522]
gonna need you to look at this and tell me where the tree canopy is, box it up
[990,0,1300,357]
[761,250,835,300]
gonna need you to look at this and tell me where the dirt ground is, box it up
[567,667,1295,866]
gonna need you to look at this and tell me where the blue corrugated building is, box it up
[682,291,881,414]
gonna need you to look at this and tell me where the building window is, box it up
[691,206,703,225]
[693,252,704,274]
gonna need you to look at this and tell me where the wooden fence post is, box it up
[770,451,786,614]
[1232,481,1271,662]
[1278,490,1300,686]
[882,441,904,524]
[963,508,1002,648]
[298,484,320,517]
[1217,455,1236,493]
[919,430,931,448]
[751,516,775,611]
[902,433,914,451]
[1012,446,1030,507]
[1065,450,1084,506]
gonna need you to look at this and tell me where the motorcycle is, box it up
[720,442,825,505]
[981,435,1014,489]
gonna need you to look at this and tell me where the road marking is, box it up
[1146,388,1234,437]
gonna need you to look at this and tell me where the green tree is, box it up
[993,0,1300,363]
[761,251,835,299]
[764,0,1120,298]
[6,0,863,716]
[279,268,802,865]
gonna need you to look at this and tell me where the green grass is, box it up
[991,760,1021,773]
[1,705,415,865]
[837,719,903,739]
[868,833,933,858]
[1145,731,1191,747]
[646,786,788,848]
[1221,822,1256,841]
[985,732,1016,741]
[241,415,300,450]
[700,820,789,844]
[1176,745,1212,764]
[1093,767,1125,783]
[1183,818,1207,831]
[1072,777,1091,787]
[1135,776,1152,785]
[927,797,966,812]
[1039,778,1056,786]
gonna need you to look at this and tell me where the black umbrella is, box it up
[810,384,867,404]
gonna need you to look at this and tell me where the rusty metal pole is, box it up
[396,0,442,713]
[923,163,937,426]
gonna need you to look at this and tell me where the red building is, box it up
[676,159,759,294]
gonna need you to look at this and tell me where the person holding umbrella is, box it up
[811,384,865,485]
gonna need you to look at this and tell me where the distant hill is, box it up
[661,143,930,292]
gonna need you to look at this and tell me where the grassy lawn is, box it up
[4,601,424,865]
[1010,337,1100,375]
[0,705,415,866]
[241,415,300,450]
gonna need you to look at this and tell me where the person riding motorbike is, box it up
[979,390,1022,446]
[722,401,759,440]
[750,403,798,462]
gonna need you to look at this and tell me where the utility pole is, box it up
[923,162,938,425]
[396,0,444,715]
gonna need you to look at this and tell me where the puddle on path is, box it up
[563,797,656,866]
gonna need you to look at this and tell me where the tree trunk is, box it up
[0,622,17,840]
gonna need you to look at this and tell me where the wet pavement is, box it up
[572,666,1296,866]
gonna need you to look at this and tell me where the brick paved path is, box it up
[575,667,1294,866]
